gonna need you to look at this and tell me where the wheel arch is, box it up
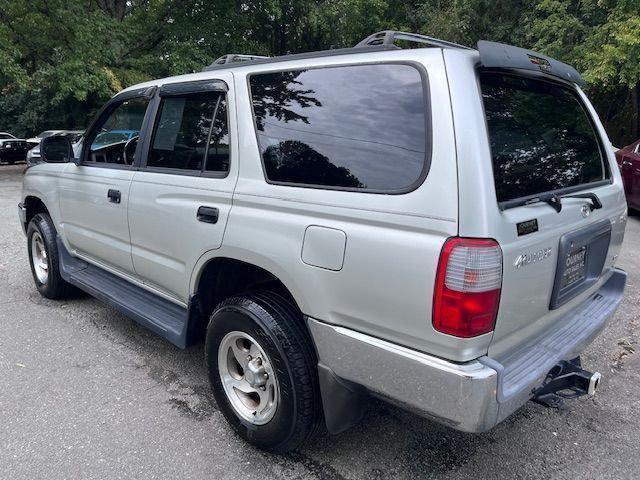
[186,251,310,345]
[23,195,51,230]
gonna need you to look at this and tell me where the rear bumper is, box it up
[308,268,626,433]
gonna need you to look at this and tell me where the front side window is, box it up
[148,91,229,174]
[249,63,428,192]
[86,97,150,165]
[480,73,608,204]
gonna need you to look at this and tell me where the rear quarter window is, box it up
[480,73,608,204]
[249,63,429,192]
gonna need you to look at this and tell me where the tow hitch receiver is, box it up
[532,357,601,409]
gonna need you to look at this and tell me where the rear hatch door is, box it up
[478,72,626,358]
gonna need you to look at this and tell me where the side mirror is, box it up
[41,136,72,163]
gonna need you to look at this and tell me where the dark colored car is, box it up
[615,140,640,210]
[0,132,28,164]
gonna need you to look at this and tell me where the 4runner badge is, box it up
[514,247,552,269]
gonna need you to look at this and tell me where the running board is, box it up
[56,237,191,348]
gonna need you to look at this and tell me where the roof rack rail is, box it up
[211,54,269,66]
[355,30,472,51]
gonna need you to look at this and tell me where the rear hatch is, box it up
[477,72,626,358]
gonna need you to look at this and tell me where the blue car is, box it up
[91,130,138,150]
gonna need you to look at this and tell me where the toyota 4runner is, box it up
[18,31,628,453]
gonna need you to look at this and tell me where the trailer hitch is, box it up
[532,357,601,409]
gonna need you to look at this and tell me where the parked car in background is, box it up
[615,139,640,210]
[26,130,65,150]
[91,129,138,149]
[27,130,84,166]
[0,132,28,164]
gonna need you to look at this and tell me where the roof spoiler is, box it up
[477,40,586,87]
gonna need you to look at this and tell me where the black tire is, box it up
[26,213,74,299]
[205,291,322,453]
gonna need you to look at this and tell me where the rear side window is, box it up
[480,73,608,204]
[249,63,428,192]
[148,91,229,174]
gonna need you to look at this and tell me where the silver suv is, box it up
[18,31,628,453]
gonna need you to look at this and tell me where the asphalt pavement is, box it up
[1,163,638,479]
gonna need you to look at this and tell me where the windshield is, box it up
[57,131,84,144]
[480,73,608,204]
[37,131,57,139]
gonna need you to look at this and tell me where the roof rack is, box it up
[211,54,269,66]
[199,31,469,73]
[201,45,395,72]
[355,30,472,51]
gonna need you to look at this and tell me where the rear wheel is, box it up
[205,291,322,453]
[27,213,74,299]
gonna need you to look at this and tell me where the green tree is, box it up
[528,0,640,143]
[0,0,638,145]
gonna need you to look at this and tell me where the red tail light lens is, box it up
[433,237,503,337]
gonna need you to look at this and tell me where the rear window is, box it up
[480,73,608,204]
[249,64,428,192]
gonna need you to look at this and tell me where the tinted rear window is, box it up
[480,73,607,203]
[249,64,428,192]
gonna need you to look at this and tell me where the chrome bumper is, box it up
[308,268,626,433]
[17,202,27,234]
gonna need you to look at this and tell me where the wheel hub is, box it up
[245,357,268,389]
[217,331,279,425]
[31,231,49,285]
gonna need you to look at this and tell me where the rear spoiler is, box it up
[477,40,586,87]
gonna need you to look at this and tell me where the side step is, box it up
[56,237,190,348]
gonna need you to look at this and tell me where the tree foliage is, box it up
[0,0,638,144]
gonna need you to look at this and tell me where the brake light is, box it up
[433,237,503,337]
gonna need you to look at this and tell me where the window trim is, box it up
[247,61,432,195]
[80,88,156,170]
[159,79,228,97]
[140,89,231,178]
[478,70,613,210]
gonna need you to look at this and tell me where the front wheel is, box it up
[205,291,322,453]
[26,213,74,299]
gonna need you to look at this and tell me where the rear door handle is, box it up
[197,206,219,224]
[107,189,121,204]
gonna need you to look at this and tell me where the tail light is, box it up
[433,237,503,337]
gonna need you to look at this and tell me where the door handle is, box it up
[197,206,219,224]
[622,160,633,167]
[107,189,121,204]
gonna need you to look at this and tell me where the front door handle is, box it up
[107,189,121,204]
[197,206,219,224]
